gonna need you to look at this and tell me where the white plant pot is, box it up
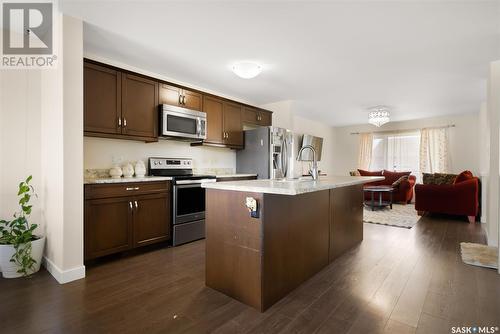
[0,236,45,278]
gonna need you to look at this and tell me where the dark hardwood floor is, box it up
[1,216,499,334]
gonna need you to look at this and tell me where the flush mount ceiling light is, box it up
[231,62,262,79]
[368,106,391,127]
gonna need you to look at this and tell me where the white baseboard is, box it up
[42,256,85,284]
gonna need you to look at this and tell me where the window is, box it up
[370,131,421,181]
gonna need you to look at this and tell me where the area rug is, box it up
[363,204,420,229]
[460,242,498,269]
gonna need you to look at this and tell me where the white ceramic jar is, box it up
[109,165,123,179]
[134,160,146,177]
[122,162,134,178]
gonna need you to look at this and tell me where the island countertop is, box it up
[202,175,383,195]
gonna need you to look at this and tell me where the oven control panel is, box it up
[149,158,192,170]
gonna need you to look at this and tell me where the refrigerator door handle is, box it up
[282,138,288,178]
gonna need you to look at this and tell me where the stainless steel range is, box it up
[148,157,216,246]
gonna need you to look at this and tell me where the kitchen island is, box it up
[202,176,383,311]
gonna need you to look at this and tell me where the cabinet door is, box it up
[85,197,133,260]
[258,110,272,126]
[133,193,171,247]
[223,102,243,147]
[203,96,224,144]
[182,89,203,111]
[159,83,181,107]
[84,62,121,134]
[242,107,259,125]
[122,74,159,139]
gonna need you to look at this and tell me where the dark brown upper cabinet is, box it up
[203,95,224,145]
[242,107,272,127]
[84,60,158,142]
[84,59,271,147]
[84,62,122,135]
[122,73,158,139]
[202,96,243,148]
[223,102,243,147]
[159,83,202,111]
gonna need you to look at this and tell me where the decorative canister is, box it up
[122,162,134,178]
[109,165,123,179]
[134,160,146,177]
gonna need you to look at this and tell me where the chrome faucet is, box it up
[297,145,319,180]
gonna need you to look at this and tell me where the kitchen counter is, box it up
[205,175,380,311]
[203,175,383,195]
[84,175,173,184]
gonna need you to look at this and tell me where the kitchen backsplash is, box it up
[84,137,236,174]
[84,167,236,180]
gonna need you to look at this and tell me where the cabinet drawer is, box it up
[85,181,171,199]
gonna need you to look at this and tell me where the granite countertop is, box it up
[84,176,173,184]
[215,174,257,178]
[202,176,384,195]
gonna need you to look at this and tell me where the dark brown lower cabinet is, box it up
[85,196,134,260]
[84,181,171,261]
[133,192,171,247]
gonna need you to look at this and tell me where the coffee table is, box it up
[363,186,394,211]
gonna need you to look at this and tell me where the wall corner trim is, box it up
[42,257,85,284]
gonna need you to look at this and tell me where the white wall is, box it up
[62,16,84,271]
[0,14,85,283]
[40,14,85,283]
[486,60,500,252]
[0,71,43,232]
[332,113,480,177]
[84,137,235,172]
[479,103,489,224]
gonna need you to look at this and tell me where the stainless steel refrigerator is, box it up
[236,127,304,179]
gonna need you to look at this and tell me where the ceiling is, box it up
[62,0,500,126]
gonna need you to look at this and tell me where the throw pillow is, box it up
[422,173,458,185]
[422,173,434,185]
[392,175,409,188]
[349,170,361,176]
[357,169,383,176]
[434,173,458,185]
[383,170,411,184]
[454,170,473,184]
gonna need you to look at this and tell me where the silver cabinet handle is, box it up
[123,118,127,127]
[182,95,186,104]
[134,200,138,209]
[179,95,183,105]
[126,187,140,191]
[118,117,122,127]
[129,201,133,210]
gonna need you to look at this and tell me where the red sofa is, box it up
[415,171,479,223]
[358,169,416,204]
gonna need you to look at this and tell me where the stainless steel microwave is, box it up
[160,104,207,140]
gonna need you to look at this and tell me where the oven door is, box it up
[173,183,206,224]
[161,108,206,140]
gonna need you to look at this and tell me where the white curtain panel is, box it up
[358,133,373,170]
[419,127,451,173]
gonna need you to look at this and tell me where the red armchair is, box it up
[415,172,479,223]
[358,169,416,204]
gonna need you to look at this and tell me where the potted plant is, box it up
[0,176,45,278]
